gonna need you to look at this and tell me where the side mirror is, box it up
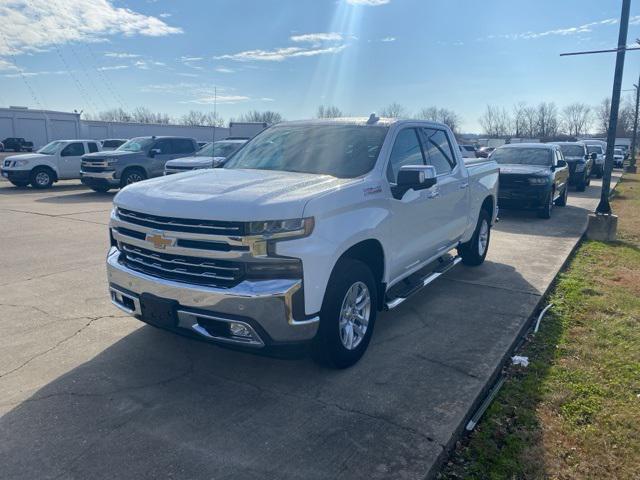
[212,156,227,168]
[392,165,437,199]
[556,159,567,168]
[590,152,597,160]
[149,148,161,157]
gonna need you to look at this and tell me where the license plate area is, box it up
[140,293,178,329]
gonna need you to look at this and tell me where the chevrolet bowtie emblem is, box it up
[146,233,175,250]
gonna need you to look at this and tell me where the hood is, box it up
[82,150,139,159]
[165,156,226,168]
[4,153,48,162]
[499,164,550,176]
[114,168,356,221]
[563,156,585,163]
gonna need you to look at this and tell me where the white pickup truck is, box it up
[1,139,101,188]
[106,117,499,368]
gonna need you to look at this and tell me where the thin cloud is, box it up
[380,36,396,42]
[291,32,343,43]
[181,56,204,62]
[98,64,128,71]
[216,45,347,62]
[105,52,141,58]
[215,67,235,73]
[4,70,67,78]
[486,16,635,41]
[0,0,182,56]
[346,0,390,5]
[0,59,18,71]
[183,95,250,105]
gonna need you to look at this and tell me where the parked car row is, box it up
[1,137,34,152]
[0,136,248,190]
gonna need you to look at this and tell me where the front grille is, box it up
[82,166,111,173]
[119,243,245,288]
[117,208,246,236]
[499,174,528,187]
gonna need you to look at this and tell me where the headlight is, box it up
[106,158,119,165]
[575,163,586,172]
[528,177,549,185]
[14,159,30,167]
[247,218,314,239]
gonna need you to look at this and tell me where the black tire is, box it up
[120,168,146,188]
[29,167,54,189]
[9,180,29,188]
[555,185,568,207]
[537,190,554,219]
[576,179,587,192]
[312,258,377,369]
[458,208,491,266]
[90,186,111,193]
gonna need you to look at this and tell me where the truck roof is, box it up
[500,143,556,150]
[277,117,451,129]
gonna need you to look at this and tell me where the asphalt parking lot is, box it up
[0,172,621,479]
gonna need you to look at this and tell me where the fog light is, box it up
[229,322,252,338]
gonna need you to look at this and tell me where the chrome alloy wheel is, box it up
[478,218,489,256]
[338,281,371,350]
[126,172,143,184]
[35,171,50,186]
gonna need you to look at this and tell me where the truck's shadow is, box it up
[0,260,545,479]
[0,183,89,196]
[35,191,116,204]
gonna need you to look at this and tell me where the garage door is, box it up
[50,119,77,140]
[15,118,47,149]
[0,117,12,139]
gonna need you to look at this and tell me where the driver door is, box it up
[59,142,86,179]
[387,128,441,283]
[148,139,173,177]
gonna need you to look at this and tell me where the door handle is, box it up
[427,187,440,198]
[459,182,469,189]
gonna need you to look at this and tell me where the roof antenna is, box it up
[367,113,379,125]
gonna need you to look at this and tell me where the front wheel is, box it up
[537,191,554,219]
[458,208,491,266]
[30,167,54,189]
[90,186,111,193]
[120,168,146,188]
[312,258,377,369]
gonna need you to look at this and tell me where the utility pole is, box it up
[628,74,640,173]
[560,0,631,239]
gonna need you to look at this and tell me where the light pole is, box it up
[560,0,631,239]
[628,75,640,173]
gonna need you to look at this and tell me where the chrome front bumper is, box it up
[106,247,319,346]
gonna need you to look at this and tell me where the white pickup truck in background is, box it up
[106,117,499,368]
[1,139,101,188]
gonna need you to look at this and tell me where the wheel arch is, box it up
[336,239,386,310]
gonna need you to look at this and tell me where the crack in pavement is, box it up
[1,208,108,226]
[0,315,124,379]
[440,276,542,296]
[0,265,102,287]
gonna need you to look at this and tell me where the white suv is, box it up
[1,139,101,188]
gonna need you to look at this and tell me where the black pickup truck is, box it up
[493,143,569,219]
[2,137,34,152]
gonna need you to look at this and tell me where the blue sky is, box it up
[2,0,640,132]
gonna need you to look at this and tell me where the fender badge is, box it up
[364,186,382,196]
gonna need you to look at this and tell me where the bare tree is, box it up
[380,102,407,118]
[561,103,592,137]
[239,110,283,125]
[130,107,172,124]
[87,108,132,123]
[512,102,527,137]
[479,105,511,137]
[417,106,461,134]
[536,102,559,138]
[317,105,343,118]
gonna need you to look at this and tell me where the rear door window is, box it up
[87,142,99,153]
[172,139,196,154]
[153,139,173,155]
[420,128,456,175]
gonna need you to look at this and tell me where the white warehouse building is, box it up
[0,107,232,149]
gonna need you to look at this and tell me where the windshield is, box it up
[559,144,584,157]
[37,141,65,155]
[492,147,552,166]
[587,145,603,154]
[224,124,389,178]
[117,137,154,152]
[103,140,124,148]
[196,141,245,158]
[614,149,623,155]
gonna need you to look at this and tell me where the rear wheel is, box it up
[30,167,54,189]
[576,178,587,192]
[458,208,491,266]
[312,258,377,369]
